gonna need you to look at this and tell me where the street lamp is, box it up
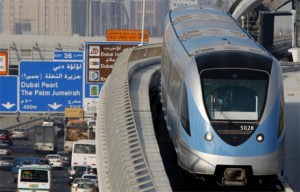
[139,0,146,46]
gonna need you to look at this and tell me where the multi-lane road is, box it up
[0,130,70,192]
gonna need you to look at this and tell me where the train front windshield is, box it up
[201,69,269,121]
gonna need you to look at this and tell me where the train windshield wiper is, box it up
[213,99,231,121]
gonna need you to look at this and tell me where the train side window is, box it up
[161,48,171,82]
[278,89,285,137]
[168,65,181,110]
[180,83,190,136]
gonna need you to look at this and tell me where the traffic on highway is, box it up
[0,117,98,192]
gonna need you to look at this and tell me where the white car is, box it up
[0,143,12,155]
[70,178,91,192]
[11,128,29,140]
[81,174,98,188]
[45,154,64,169]
[75,181,97,192]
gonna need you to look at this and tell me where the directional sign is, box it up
[0,76,18,112]
[0,52,8,75]
[106,29,149,42]
[53,51,84,61]
[19,61,83,112]
[85,42,138,84]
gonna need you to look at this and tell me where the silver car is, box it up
[70,178,91,192]
[0,156,14,170]
[11,128,29,140]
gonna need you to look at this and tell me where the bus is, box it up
[17,164,52,192]
[71,140,96,170]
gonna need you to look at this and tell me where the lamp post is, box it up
[139,0,146,46]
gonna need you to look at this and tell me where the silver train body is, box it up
[160,6,285,185]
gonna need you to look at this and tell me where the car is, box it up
[11,128,29,140]
[75,181,97,192]
[45,154,64,169]
[70,178,91,192]
[0,143,12,155]
[68,164,92,184]
[81,174,98,188]
[39,158,51,166]
[57,151,71,166]
[0,130,13,145]
[0,156,14,170]
[11,156,41,182]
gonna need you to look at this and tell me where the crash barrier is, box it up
[0,115,45,130]
[96,44,163,192]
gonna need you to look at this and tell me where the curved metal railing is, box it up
[96,44,162,192]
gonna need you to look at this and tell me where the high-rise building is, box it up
[0,0,3,33]
[72,0,88,36]
[100,0,130,36]
[0,0,235,37]
[130,0,169,37]
[0,0,72,36]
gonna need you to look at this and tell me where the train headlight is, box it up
[205,132,214,141]
[256,134,264,143]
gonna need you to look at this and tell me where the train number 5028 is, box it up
[240,125,254,131]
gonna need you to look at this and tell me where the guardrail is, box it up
[96,44,162,192]
[0,114,46,130]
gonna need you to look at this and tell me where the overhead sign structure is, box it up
[53,51,84,61]
[84,42,138,99]
[106,29,149,42]
[0,76,18,112]
[0,52,8,75]
[19,61,83,112]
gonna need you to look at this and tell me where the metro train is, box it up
[160,5,285,186]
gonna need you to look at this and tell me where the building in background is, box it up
[0,0,238,37]
[72,0,88,36]
[0,0,2,33]
[129,0,169,37]
[101,0,129,36]
[0,0,72,36]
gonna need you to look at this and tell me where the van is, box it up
[17,164,52,192]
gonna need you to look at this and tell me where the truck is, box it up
[63,119,89,153]
[34,126,57,153]
[87,119,96,140]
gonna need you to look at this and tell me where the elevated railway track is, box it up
[95,44,297,191]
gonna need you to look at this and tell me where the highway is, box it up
[0,130,70,192]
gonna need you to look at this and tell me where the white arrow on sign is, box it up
[1,102,15,109]
[48,102,62,110]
